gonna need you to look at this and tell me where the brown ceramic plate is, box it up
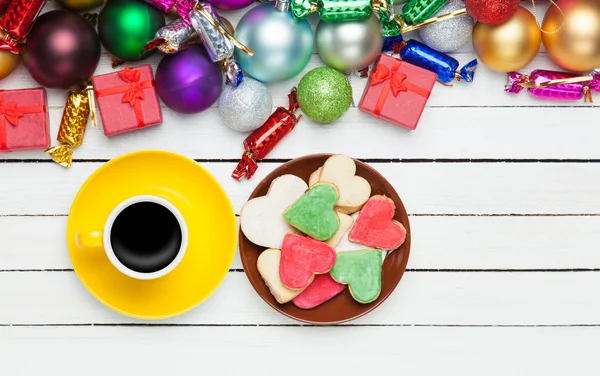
[239,154,411,324]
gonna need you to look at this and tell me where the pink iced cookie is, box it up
[349,195,407,251]
[292,273,346,309]
[280,234,337,290]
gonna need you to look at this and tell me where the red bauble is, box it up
[466,0,520,25]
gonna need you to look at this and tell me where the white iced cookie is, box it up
[325,212,354,248]
[257,249,303,304]
[241,174,308,249]
[318,155,371,214]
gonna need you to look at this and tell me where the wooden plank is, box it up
[4,215,600,270]
[0,325,594,375]
[1,271,599,325]
[1,162,599,215]
[3,105,600,160]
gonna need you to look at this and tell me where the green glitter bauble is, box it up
[297,67,352,124]
[98,0,165,61]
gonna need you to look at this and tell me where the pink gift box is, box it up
[358,54,437,130]
[0,87,50,152]
[92,65,163,136]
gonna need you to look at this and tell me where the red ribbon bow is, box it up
[95,66,154,128]
[0,101,24,126]
[371,65,409,97]
[369,58,431,117]
[0,91,46,151]
[119,66,145,106]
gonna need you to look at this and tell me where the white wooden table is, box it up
[1,2,598,374]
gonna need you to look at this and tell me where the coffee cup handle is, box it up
[76,231,103,249]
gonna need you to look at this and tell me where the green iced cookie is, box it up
[283,183,340,241]
[330,249,382,304]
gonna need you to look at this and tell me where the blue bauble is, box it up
[234,3,313,83]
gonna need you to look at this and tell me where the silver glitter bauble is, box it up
[419,0,474,53]
[316,16,383,73]
[218,78,273,132]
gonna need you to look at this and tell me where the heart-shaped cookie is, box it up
[283,183,340,241]
[309,167,322,187]
[349,195,407,251]
[325,212,354,248]
[292,273,346,309]
[280,234,337,290]
[241,174,308,249]
[257,248,303,304]
[318,155,371,214]
[330,249,382,304]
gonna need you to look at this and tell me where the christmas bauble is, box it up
[472,7,541,72]
[466,0,519,25]
[23,10,101,88]
[98,0,165,61]
[315,16,383,73]
[155,46,223,114]
[297,67,352,124]
[219,78,272,132]
[234,3,313,83]
[56,0,105,11]
[420,0,474,53]
[209,0,254,11]
[0,30,19,81]
[542,0,600,72]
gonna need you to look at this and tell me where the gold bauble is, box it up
[0,30,19,80]
[220,17,235,36]
[56,0,105,11]
[542,0,600,72]
[472,7,541,72]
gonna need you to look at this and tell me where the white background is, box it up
[1,1,598,375]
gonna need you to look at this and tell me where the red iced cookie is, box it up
[349,195,406,250]
[280,234,336,290]
[292,273,346,309]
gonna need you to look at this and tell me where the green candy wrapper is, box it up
[292,0,392,22]
[401,0,448,25]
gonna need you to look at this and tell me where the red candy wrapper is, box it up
[0,0,11,14]
[358,54,436,130]
[232,88,301,181]
[0,0,48,53]
[0,88,50,152]
[92,65,163,136]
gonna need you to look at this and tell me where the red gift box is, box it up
[358,54,437,130]
[0,88,49,152]
[92,65,162,136]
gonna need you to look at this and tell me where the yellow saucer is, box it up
[67,150,236,319]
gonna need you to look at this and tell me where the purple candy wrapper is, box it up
[505,70,600,102]
[145,0,177,12]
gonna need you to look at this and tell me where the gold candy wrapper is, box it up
[46,87,95,168]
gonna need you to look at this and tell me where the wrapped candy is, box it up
[0,0,10,14]
[0,0,47,54]
[46,87,96,168]
[291,0,393,22]
[400,0,449,25]
[505,70,600,102]
[144,18,196,54]
[144,0,177,13]
[385,6,467,37]
[189,2,253,87]
[395,40,477,84]
[232,88,301,181]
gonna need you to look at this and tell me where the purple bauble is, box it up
[23,10,101,89]
[155,46,223,114]
[209,0,254,11]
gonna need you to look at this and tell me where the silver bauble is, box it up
[234,2,314,83]
[419,0,474,53]
[219,78,273,132]
[315,16,383,73]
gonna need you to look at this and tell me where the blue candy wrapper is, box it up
[398,39,477,84]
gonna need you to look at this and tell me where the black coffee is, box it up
[110,201,182,274]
